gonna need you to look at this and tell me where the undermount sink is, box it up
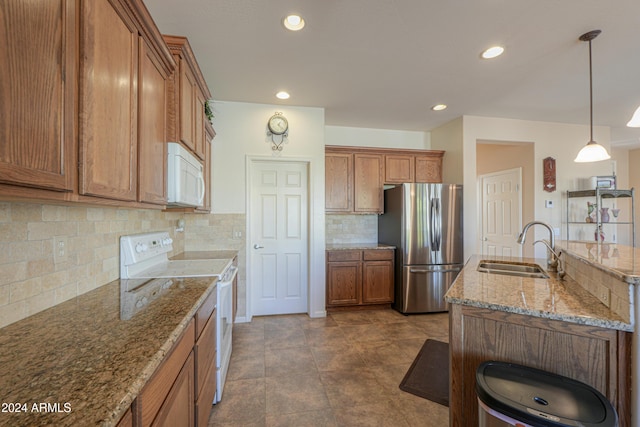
[477,260,549,279]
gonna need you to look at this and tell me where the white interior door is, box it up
[249,160,308,316]
[480,168,522,257]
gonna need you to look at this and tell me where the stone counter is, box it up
[326,243,395,251]
[557,240,640,284]
[0,275,218,427]
[445,255,632,332]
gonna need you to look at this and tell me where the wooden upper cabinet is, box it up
[179,63,196,152]
[80,0,175,204]
[354,153,383,213]
[194,90,207,160]
[138,37,169,205]
[384,155,414,184]
[0,0,76,192]
[164,35,211,160]
[415,154,443,183]
[325,152,353,212]
[325,146,444,214]
[79,0,138,201]
[196,123,215,213]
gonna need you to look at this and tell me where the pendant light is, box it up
[574,30,611,163]
[627,105,640,127]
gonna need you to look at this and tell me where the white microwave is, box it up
[167,142,204,207]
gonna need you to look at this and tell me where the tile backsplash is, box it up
[0,202,186,328]
[325,214,378,244]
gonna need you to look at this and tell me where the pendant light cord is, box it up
[588,38,593,143]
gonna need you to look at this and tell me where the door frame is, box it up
[245,155,313,322]
[477,167,523,256]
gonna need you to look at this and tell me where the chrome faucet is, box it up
[534,240,565,279]
[517,221,558,272]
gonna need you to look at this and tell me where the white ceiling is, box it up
[146,0,640,146]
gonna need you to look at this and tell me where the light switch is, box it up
[545,200,554,208]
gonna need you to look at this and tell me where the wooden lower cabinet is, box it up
[132,287,218,427]
[117,408,133,427]
[326,249,394,308]
[135,320,195,427]
[194,306,217,427]
[152,352,194,427]
[449,304,632,427]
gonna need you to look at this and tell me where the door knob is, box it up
[253,244,264,249]
[482,237,488,241]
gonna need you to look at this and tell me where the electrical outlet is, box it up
[598,287,611,308]
[232,226,243,240]
[53,236,68,263]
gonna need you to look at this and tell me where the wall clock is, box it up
[267,112,288,150]
[543,157,556,192]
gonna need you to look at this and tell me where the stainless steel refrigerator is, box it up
[378,183,463,313]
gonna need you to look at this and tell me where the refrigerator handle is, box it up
[430,197,442,251]
[410,268,462,274]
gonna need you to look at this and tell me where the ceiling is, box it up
[146,0,640,146]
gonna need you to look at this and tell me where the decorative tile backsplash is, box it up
[325,214,378,244]
[562,251,632,323]
[0,202,186,328]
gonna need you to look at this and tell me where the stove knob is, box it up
[162,237,173,246]
[135,243,149,253]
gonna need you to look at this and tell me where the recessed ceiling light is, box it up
[283,14,305,31]
[276,91,290,100]
[481,46,505,59]
[432,104,447,111]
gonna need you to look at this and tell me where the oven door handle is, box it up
[217,266,238,288]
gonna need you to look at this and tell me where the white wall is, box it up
[210,101,326,318]
[325,125,430,149]
[431,117,464,184]
[432,115,624,259]
[459,115,620,259]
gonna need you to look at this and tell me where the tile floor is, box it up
[208,309,450,426]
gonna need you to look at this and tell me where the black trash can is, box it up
[476,361,618,427]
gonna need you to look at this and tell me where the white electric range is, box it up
[120,231,236,404]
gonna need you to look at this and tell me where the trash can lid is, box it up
[476,361,618,427]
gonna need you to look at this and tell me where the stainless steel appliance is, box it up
[120,231,237,403]
[378,183,463,313]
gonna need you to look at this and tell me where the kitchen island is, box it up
[445,250,633,426]
[0,251,235,427]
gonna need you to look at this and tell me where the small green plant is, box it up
[204,100,214,121]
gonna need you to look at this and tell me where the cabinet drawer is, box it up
[195,358,217,427]
[137,319,195,427]
[195,308,216,398]
[195,289,216,339]
[363,249,394,261]
[327,250,361,262]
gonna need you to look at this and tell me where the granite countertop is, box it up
[557,240,640,285]
[326,243,396,250]
[0,249,238,426]
[445,255,632,332]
